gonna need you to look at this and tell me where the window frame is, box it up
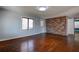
[21,17,34,30]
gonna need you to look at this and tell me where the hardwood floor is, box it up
[0,33,78,52]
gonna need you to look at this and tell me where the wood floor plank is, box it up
[0,33,78,52]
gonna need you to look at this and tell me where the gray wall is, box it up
[0,10,46,41]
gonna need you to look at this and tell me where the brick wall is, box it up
[46,16,67,36]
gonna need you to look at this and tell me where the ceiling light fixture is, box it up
[36,6,48,11]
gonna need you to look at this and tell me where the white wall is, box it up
[0,10,46,41]
[67,18,74,35]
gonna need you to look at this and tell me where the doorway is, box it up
[74,18,79,42]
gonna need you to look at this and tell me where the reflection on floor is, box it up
[0,33,79,52]
[75,32,79,41]
[74,32,79,51]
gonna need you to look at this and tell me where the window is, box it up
[22,18,28,30]
[40,20,44,27]
[22,17,33,30]
[75,21,79,28]
[29,19,33,29]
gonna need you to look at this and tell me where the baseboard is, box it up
[67,34,74,37]
[0,32,69,41]
[46,33,67,37]
[0,32,46,41]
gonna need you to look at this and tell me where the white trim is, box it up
[0,32,46,41]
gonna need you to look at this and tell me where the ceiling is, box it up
[1,6,79,19]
